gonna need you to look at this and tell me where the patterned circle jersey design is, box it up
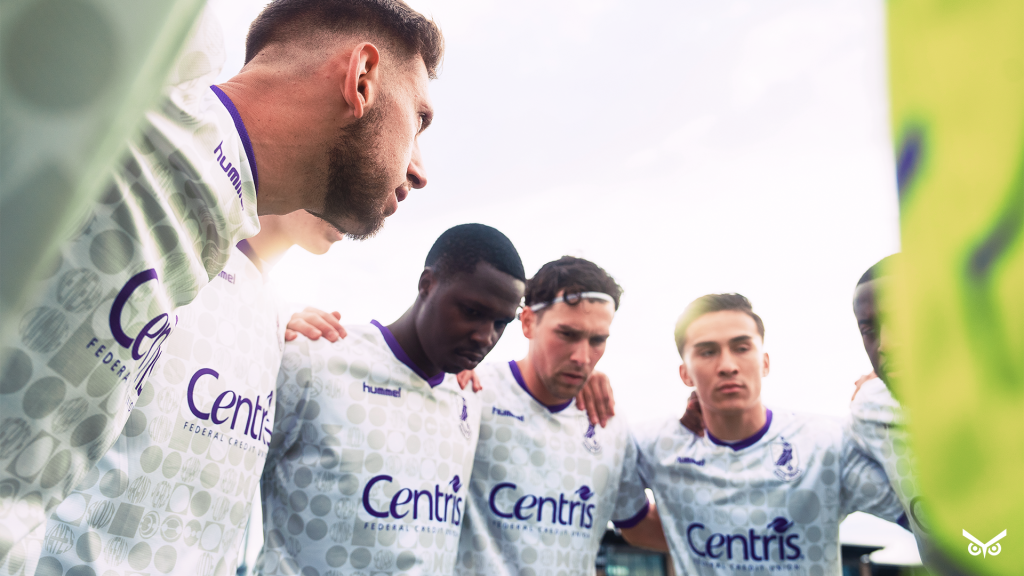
[847,378,938,567]
[32,246,282,576]
[0,11,259,558]
[637,409,906,576]
[456,361,649,576]
[260,323,482,576]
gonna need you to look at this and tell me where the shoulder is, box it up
[282,324,383,368]
[773,410,844,448]
[475,361,517,403]
[633,416,692,456]
[476,361,515,384]
[166,6,226,88]
[850,378,902,424]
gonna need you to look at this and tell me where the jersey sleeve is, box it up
[611,428,651,528]
[838,429,906,523]
[263,338,314,473]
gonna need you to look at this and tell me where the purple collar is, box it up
[209,85,258,194]
[705,409,773,451]
[508,360,573,413]
[371,320,444,387]
[235,239,262,274]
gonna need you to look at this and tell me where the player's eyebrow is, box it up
[692,340,719,350]
[729,335,754,345]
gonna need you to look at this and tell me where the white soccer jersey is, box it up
[0,11,259,555]
[637,409,905,576]
[847,378,937,565]
[456,361,649,576]
[32,244,281,576]
[258,322,483,576]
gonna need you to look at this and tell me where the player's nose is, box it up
[470,322,497,348]
[569,341,591,365]
[718,349,740,374]
[407,142,427,189]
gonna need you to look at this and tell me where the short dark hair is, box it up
[857,253,900,286]
[245,0,444,78]
[674,293,765,356]
[524,256,623,312]
[425,224,525,283]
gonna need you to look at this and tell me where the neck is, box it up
[216,70,337,217]
[244,220,294,267]
[515,356,570,407]
[388,305,441,379]
[704,403,768,443]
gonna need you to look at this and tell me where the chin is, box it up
[443,360,479,374]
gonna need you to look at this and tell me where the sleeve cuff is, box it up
[612,503,650,529]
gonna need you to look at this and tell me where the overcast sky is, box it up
[212,0,916,561]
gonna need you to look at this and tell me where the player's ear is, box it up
[520,307,535,338]
[679,364,695,388]
[761,352,770,377]
[417,268,435,299]
[340,42,381,120]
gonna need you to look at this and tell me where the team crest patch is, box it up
[459,397,472,439]
[770,437,801,481]
[582,424,602,454]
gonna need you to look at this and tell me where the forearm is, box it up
[619,503,670,553]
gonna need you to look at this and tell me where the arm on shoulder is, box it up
[619,502,670,553]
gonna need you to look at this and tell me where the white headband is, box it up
[528,291,616,312]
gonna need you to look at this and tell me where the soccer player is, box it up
[0,0,442,554]
[636,294,904,576]
[848,256,940,567]
[455,257,660,576]
[26,211,342,576]
[259,224,525,576]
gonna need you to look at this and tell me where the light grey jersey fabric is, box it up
[455,361,648,576]
[637,409,905,576]
[258,323,482,576]
[847,378,938,567]
[0,11,259,558]
[32,246,281,576]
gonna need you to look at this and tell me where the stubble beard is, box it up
[317,99,395,241]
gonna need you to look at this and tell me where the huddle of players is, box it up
[30,216,922,576]
[0,1,930,575]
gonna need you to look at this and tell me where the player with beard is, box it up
[0,0,443,555]
[259,224,526,576]
[455,257,663,576]
[28,210,342,576]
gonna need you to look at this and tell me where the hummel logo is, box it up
[963,529,1006,558]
